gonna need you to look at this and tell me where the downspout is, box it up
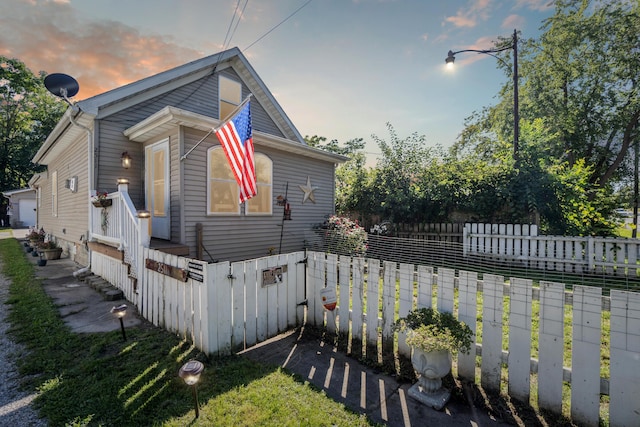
[68,110,94,270]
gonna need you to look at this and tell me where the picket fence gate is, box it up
[91,248,307,354]
[305,251,640,427]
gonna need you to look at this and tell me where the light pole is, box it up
[446,29,519,164]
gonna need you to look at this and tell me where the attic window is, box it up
[219,76,241,121]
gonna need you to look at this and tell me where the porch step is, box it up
[84,274,124,301]
[149,238,190,256]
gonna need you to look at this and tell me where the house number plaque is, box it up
[145,259,188,282]
[261,265,288,287]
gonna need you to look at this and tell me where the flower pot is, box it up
[37,259,47,267]
[408,347,452,410]
[92,199,112,208]
[26,246,33,253]
[32,250,39,257]
[41,248,63,260]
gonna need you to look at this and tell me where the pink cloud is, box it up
[444,0,493,28]
[0,0,203,99]
[515,0,554,11]
[502,14,525,29]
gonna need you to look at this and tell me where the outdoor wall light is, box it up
[121,152,132,169]
[110,304,128,341]
[179,360,204,418]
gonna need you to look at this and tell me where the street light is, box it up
[446,29,519,164]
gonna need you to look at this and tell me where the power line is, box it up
[243,0,313,52]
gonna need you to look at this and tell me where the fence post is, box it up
[571,286,602,427]
[587,236,595,272]
[463,224,469,257]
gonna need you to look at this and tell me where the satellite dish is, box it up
[44,73,79,99]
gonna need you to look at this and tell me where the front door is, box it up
[145,139,170,240]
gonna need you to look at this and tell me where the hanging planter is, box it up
[92,199,112,208]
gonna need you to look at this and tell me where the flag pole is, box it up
[180,94,253,161]
[213,94,253,132]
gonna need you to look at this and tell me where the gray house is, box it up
[32,48,346,266]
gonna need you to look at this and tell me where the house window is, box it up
[207,147,272,215]
[51,170,57,217]
[246,153,272,215]
[208,147,240,215]
[219,75,241,121]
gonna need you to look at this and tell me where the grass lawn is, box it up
[0,237,375,426]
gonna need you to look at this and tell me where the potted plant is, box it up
[37,240,63,260]
[26,228,45,247]
[91,191,112,208]
[393,307,473,409]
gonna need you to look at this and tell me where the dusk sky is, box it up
[0,0,554,163]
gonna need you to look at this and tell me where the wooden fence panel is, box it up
[437,268,455,314]
[538,281,565,414]
[571,286,602,427]
[244,258,258,348]
[381,261,396,359]
[508,277,532,403]
[338,255,351,336]
[325,253,338,334]
[480,274,504,392]
[351,257,365,356]
[397,263,413,358]
[417,265,433,309]
[232,258,246,349]
[366,258,380,360]
[309,252,324,328]
[457,270,477,381]
[608,290,640,426]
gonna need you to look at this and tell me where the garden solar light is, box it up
[179,360,204,418]
[110,304,128,341]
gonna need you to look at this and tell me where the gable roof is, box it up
[34,47,305,164]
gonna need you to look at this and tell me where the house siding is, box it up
[95,68,286,216]
[181,127,336,262]
[36,133,90,264]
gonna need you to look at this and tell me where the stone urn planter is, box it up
[409,348,453,409]
[393,307,474,410]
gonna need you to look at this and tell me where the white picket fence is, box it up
[92,245,640,426]
[92,248,307,354]
[305,251,640,427]
[464,223,640,278]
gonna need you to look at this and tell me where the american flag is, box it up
[215,101,256,203]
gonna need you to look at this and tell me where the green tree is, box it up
[0,57,66,191]
[451,0,637,234]
[370,124,436,223]
[305,135,374,222]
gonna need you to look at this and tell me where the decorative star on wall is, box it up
[299,176,318,204]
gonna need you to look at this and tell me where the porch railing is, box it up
[89,181,150,279]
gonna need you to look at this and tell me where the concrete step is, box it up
[83,274,124,301]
